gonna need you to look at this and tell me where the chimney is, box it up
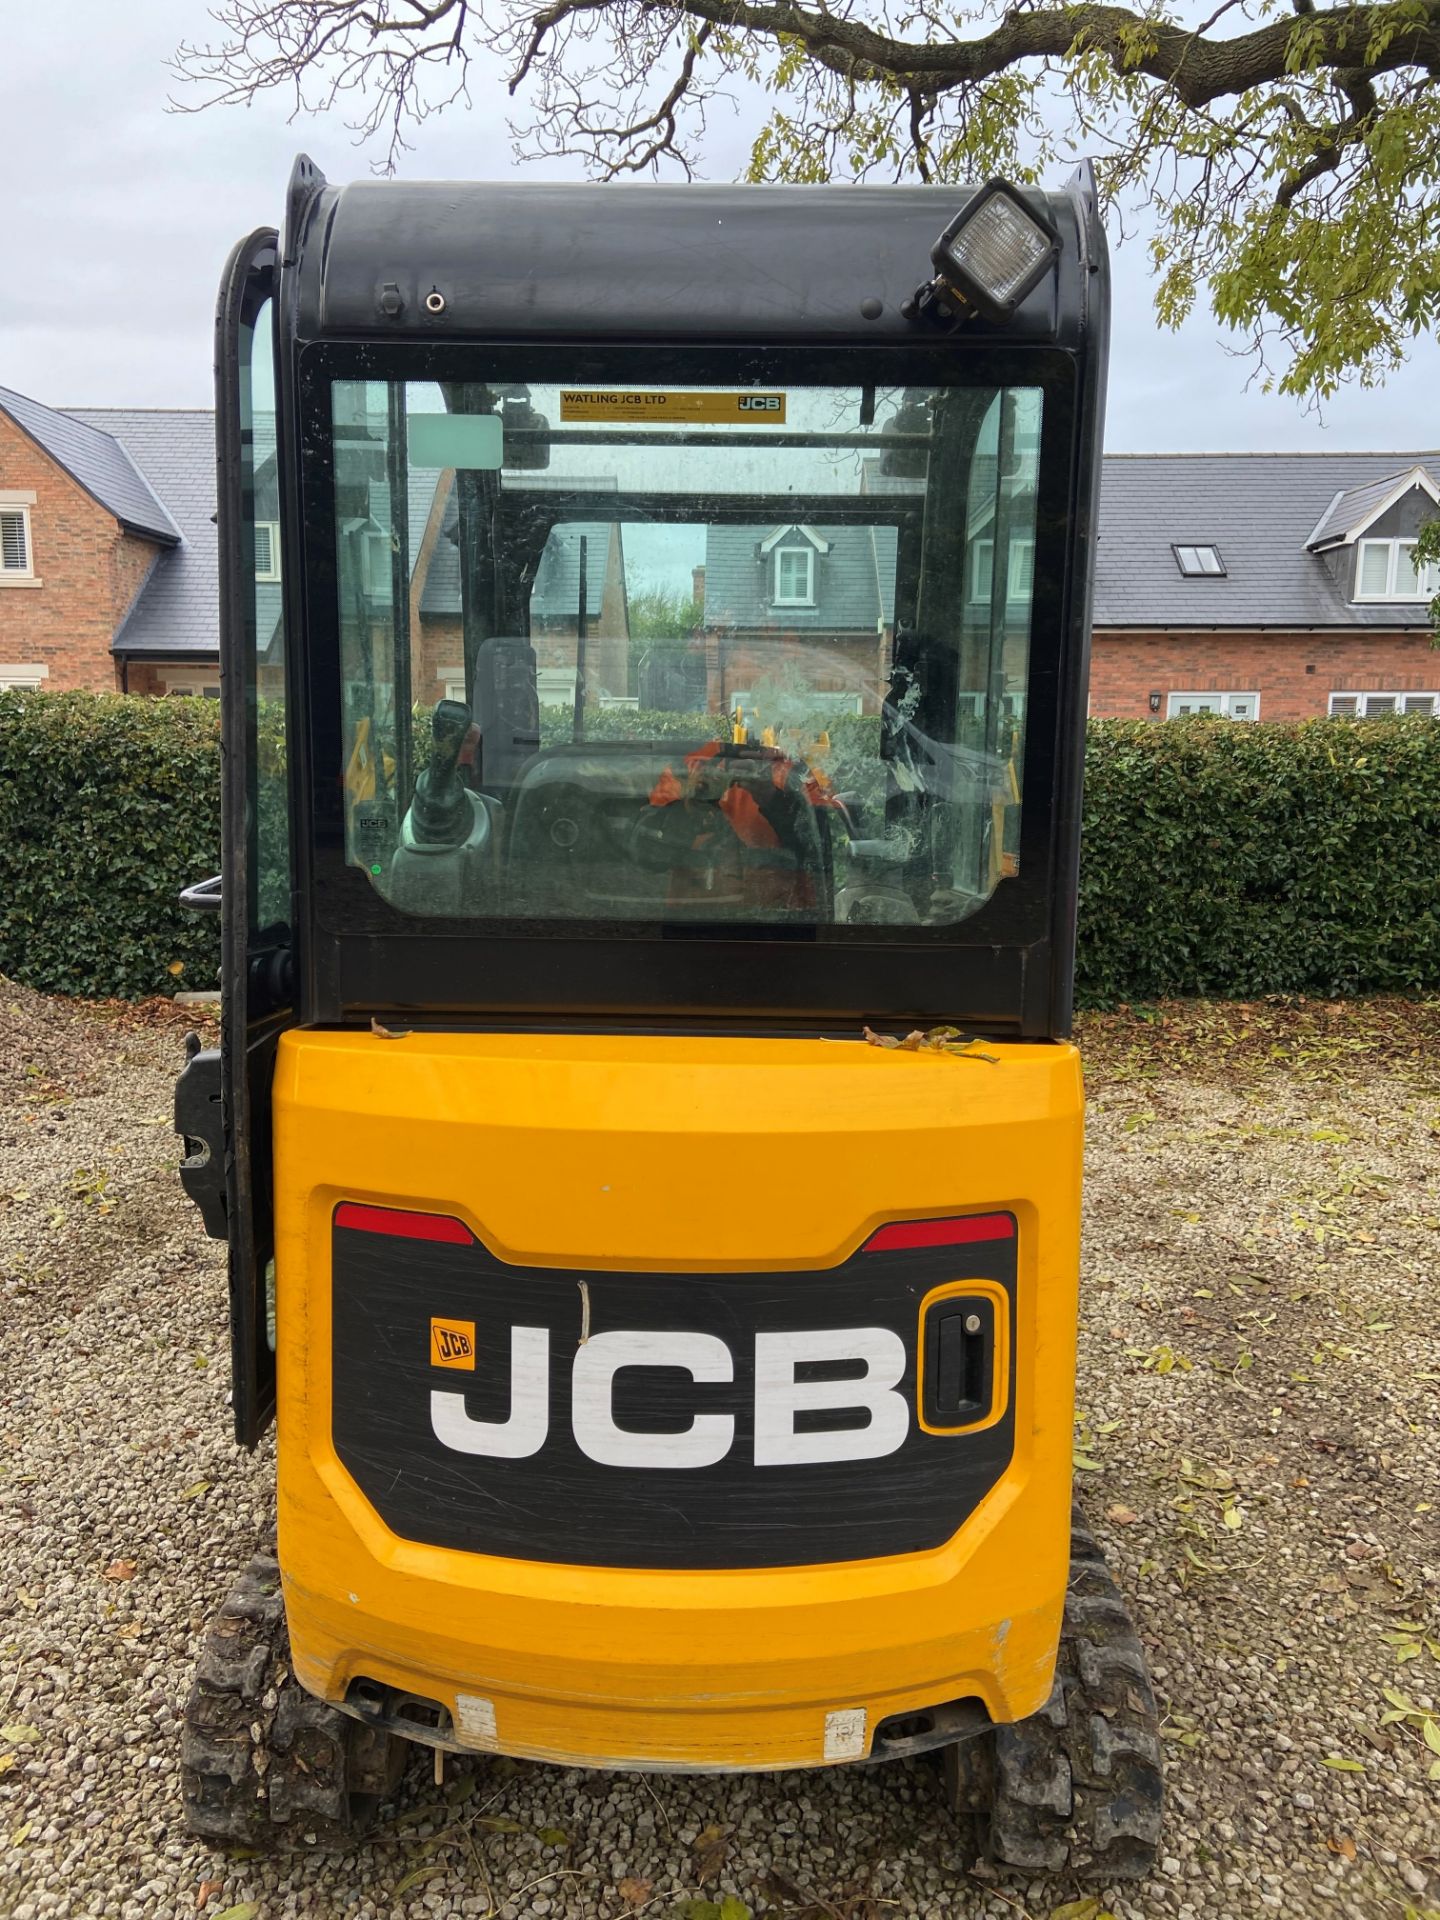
[692,565,706,606]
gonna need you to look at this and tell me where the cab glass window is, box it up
[330,377,1043,929]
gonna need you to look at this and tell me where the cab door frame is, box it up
[216,226,293,1445]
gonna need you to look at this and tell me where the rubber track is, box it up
[985,1510,1164,1882]
[179,1552,385,1852]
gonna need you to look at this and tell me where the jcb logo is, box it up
[430,1318,476,1370]
[738,394,783,413]
[429,1325,908,1469]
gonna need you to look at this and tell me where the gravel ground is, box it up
[1,982,1437,1920]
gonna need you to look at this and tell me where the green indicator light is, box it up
[370,863,383,876]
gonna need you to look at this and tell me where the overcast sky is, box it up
[2,0,1434,452]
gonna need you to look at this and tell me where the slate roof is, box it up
[532,522,619,622]
[420,480,622,622]
[0,385,181,545]
[1094,452,1440,630]
[10,378,1438,663]
[703,523,898,632]
[66,408,217,657]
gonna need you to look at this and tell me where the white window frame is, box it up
[0,662,48,691]
[1353,537,1439,602]
[773,545,815,607]
[0,493,39,586]
[1166,691,1261,720]
[159,671,221,699]
[1173,544,1225,578]
[254,520,282,583]
[1329,690,1438,717]
[970,537,1036,605]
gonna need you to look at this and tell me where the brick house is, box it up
[0,384,220,696]
[1091,453,1440,720]
[6,370,1437,722]
[698,522,898,719]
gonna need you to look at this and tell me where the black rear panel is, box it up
[331,1210,1017,1569]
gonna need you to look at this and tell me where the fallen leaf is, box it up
[103,1559,138,1581]
[536,1826,568,1848]
[691,1822,730,1885]
[1048,1901,1104,1920]
[759,1869,808,1907]
[1325,1835,1358,1862]
[392,1866,444,1895]
[210,1906,257,1920]
[181,1480,212,1501]
[1,1725,40,1746]
[1104,1503,1139,1526]
[168,962,185,977]
[1073,1451,1104,1472]
[617,1878,653,1907]
[0,1756,14,1774]
[1322,1755,1366,1772]
[1344,1541,1378,1560]
[475,1815,526,1834]
[196,1880,225,1909]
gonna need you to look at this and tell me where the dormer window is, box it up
[1354,538,1439,602]
[760,524,828,607]
[774,545,814,606]
[1173,544,1225,578]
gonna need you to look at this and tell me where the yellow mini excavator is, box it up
[175,156,1162,1880]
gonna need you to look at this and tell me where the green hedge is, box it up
[0,690,221,999]
[1075,715,1440,1005]
[2,692,1437,1005]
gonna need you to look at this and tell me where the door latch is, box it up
[175,1032,227,1241]
[921,1294,999,1431]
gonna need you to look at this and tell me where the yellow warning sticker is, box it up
[559,390,787,424]
[430,1318,476,1370]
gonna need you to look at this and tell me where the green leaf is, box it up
[212,1906,262,1920]
[537,1826,569,1847]
[1322,1755,1366,1772]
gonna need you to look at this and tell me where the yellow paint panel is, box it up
[272,1031,1084,1769]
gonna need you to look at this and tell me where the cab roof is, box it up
[285,160,1102,351]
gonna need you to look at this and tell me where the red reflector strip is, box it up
[334,1203,473,1245]
[863,1213,1014,1253]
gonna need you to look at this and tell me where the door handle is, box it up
[921,1294,997,1430]
[180,873,223,913]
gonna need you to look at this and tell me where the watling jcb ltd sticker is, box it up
[430,1318,476,1370]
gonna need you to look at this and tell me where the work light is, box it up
[924,180,1061,324]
